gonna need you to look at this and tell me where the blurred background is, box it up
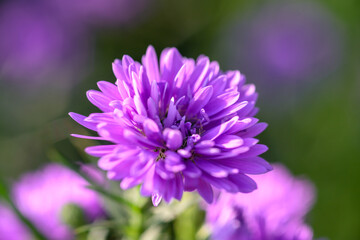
[0,0,359,239]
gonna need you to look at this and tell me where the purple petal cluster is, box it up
[12,164,104,240]
[70,46,270,206]
[206,164,315,240]
[0,203,31,240]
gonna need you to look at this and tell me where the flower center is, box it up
[155,148,166,161]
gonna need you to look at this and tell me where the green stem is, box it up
[86,185,142,214]
[74,220,119,235]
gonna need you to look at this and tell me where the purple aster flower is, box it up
[0,203,31,240]
[205,164,315,240]
[12,164,104,240]
[70,45,271,206]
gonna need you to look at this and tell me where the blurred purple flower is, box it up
[70,45,271,206]
[0,1,85,84]
[0,203,31,240]
[206,164,315,240]
[12,164,104,240]
[48,0,151,27]
[221,1,343,83]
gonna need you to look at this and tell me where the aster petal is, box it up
[227,118,259,134]
[97,81,121,99]
[164,151,186,172]
[190,57,210,93]
[195,140,215,149]
[122,55,135,76]
[116,79,131,100]
[248,107,259,118]
[160,47,183,80]
[196,159,236,178]
[99,148,140,170]
[152,193,162,207]
[239,123,268,138]
[204,91,240,116]
[240,84,256,99]
[226,70,245,89]
[184,176,199,191]
[206,146,250,160]
[140,165,156,196]
[153,172,170,202]
[123,129,162,148]
[186,86,213,117]
[197,180,214,204]
[163,179,176,202]
[177,149,191,158]
[163,97,177,128]
[97,122,126,143]
[174,173,184,200]
[106,160,132,178]
[202,116,239,140]
[134,95,147,117]
[208,61,220,77]
[150,80,160,108]
[209,75,227,97]
[174,64,187,92]
[237,144,268,158]
[163,173,184,202]
[202,174,239,193]
[211,157,272,175]
[87,90,113,112]
[210,101,248,122]
[237,157,273,174]
[155,161,175,179]
[112,59,127,81]
[182,162,202,178]
[195,147,221,156]
[237,101,256,118]
[99,156,121,172]
[85,145,118,157]
[143,118,163,143]
[228,174,257,193]
[215,135,244,149]
[129,151,156,176]
[142,45,160,83]
[242,138,259,147]
[70,134,106,140]
[120,176,143,190]
[69,112,97,131]
[163,128,183,150]
[130,70,141,97]
[85,113,115,123]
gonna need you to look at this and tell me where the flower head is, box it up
[12,164,104,240]
[205,164,315,240]
[70,46,270,206]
